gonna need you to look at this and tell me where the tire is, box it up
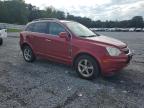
[22,45,35,62]
[0,38,3,46]
[74,55,100,80]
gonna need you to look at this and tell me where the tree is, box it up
[0,0,144,27]
[0,0,28,24]
[55,11,65,19]
[27,4,43,21]
[130,16,143,28]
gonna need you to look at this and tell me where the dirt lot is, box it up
[0,32,144,108]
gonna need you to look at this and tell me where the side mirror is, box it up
[59,32,70,40]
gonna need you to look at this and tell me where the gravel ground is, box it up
[0,32,144,108]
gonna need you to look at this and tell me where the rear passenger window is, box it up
[33,22,48,33]
[49,22,65,36]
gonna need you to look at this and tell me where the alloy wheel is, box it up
[78,59,94,77]
[23,48,32,61]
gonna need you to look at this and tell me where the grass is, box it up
[7,28,22,32]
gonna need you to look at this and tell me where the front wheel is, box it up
[74,55,100,80]
[22,45,35,62]
[0,38,3,45]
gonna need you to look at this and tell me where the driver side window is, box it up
[49,22,65,36]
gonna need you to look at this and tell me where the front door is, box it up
[46,22,72,62]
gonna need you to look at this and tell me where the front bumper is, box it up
[101,52,133,76]
[126,53,133,63]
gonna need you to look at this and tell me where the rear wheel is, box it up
[22,45,35,62]
[0,38,3,45]
[74,55,100,80]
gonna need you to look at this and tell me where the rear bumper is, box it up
[101,53,133,76]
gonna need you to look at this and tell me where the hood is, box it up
[86,35,126,48]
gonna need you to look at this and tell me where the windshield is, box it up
[65,22,97,37]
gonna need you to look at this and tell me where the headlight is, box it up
[106,47,121,56]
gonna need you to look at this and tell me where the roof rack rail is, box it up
[33,18,59,21]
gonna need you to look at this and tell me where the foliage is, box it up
[7,28,22,32]
[0,0,28,24]
[0,0,143,28]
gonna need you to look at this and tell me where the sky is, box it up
[25,0,144,21]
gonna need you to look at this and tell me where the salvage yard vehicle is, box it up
[135,28,142,32]
[20,18,133,79]
[0,28,7,45]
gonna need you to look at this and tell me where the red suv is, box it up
[20,18,133,79]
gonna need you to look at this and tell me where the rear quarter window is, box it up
[25,23,35,32]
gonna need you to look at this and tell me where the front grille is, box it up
[121,47,129,54]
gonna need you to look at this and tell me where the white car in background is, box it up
[135,28,142,32]
[129,28,135,32]
[0,28,7,45]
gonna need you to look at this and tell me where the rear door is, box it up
[27,22,49,55]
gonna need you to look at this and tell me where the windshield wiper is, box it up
[88,35,97,37]
[79,35,97,38]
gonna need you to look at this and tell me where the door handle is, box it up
[45,39,51,42]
